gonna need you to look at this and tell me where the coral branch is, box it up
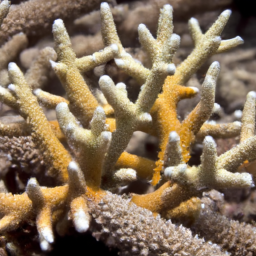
[7,62,72,182]
[182,61,219,136]
[240,91,256,142]
[170,9,240,85]
[164,131,183,168]
[115,152,155,180]
[165,136,253,189]
[90,192,226,255]
[192,195,256,256]
[56,103,111,189]
[52,19,99,128]
[25,47,57,89]
[0,33,28,70]
[0,2,254,254]
[100,2,150,83]
[34,89,69,109]
[0,193,32,233]
[0,0,115,43]
[196,121,241,141]
[67,162,90,233]
[0,0,9,26]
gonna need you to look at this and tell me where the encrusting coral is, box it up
[0,0,256,255]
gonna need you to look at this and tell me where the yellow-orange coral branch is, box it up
[8,63,72,183]
[131,181,197,214]
[116,152,155,180]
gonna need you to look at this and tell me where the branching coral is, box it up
[191,192,256,256]
[0,0,116,43]
[90,192,226,256]
[0,0,256,255]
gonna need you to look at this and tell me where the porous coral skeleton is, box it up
[0,0,255,255]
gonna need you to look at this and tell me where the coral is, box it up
[74,0,232,48]
[90,192,225,256]
[0,0,256,255]
[24,47,57,90]
[0,136,44,174]
[0,0,116,43]
[0,33,28,70]
[191,194,256,256]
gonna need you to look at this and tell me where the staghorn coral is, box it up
[74,0,232,49]
[191,193,256,256]
[90,192,225,256]
[0,0,116,43]
[0,0,256,255]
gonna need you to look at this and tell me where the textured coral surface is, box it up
[0,0,256,255]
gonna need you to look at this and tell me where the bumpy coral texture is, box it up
[90,192,224,256]
[0,0,256,255]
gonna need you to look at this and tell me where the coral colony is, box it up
[0,0,256,255]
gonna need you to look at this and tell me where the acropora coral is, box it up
[0,0,256,255]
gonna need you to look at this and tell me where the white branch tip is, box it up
[234,110,242,119]
[116,82,126,90]
[213,103,221,113]
[114,58,125,67]
[95,106,105,114]
[40,240,50,251]
[27,177,38,187]
[164,167,174,177]
[204,136,216,147]
[240,172,253,187]
[163,4,173,12]
[165,164,187,177]
[169,131,180,142]
[100,2,110,10]
[7,84,16,92]
[211,61,220,69]
[33,88,42,96]
[235,36,244,44]
[114,168,137,182]
[167,63,176,75]
[139,112,152,123]
[8,62,19,72]
[74,208,90,233]
[0,0,9,6]
[247,91,256,99]
[56,102,69,113]
[125,169,137,178]
[206,61,220,80]
[189,87,199,93]
[189,17,199,25]
[221,9,231,18]
[205,120,216,125]
[41,227,54,243]
[53,19,64,28]
[68,161,80,173]
[101,131,112,142]
[49,59,58,68]
[138,23,147,33]
[170,33,180,44]
[99,75,113,86]
[233,121,242,127]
